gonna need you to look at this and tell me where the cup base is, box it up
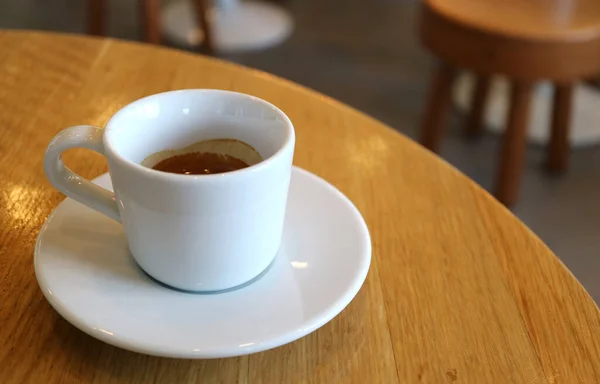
[136,254,278,294]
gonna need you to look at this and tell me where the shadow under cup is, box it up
[103,90,295,292]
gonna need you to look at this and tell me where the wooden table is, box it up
[1,31,599,383]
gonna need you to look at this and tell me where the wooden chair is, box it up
[88,0,214,53]
[418,0,600,206]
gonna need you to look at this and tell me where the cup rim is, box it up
[103,89,295,181]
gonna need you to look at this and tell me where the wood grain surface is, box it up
[0,31,599,383]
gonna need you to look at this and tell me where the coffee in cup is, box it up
[142,138,263,175]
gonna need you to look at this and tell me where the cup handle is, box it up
[44,125,121,222]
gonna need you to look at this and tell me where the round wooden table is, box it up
[1,31,599,383]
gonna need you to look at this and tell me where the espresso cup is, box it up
[44,90,295,292]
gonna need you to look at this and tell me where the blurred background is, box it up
[2,0,600,302]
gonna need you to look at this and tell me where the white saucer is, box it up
[35,167,371,358]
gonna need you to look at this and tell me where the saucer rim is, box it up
[34,166,371,358]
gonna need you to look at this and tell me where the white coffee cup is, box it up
[44,90,295,292]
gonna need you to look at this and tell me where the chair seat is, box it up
[429,0,600,41]
[420,0,600,80]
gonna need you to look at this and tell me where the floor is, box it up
[2,0,600,302]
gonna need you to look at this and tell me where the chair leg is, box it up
[193,0,215,54]
[419,62,456,153]
[140,0,161,44]
[494,82,533,207]
[584,76,600,90]
[547,83,573,173]
[88,0,106,36]
[465,75,491,137]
